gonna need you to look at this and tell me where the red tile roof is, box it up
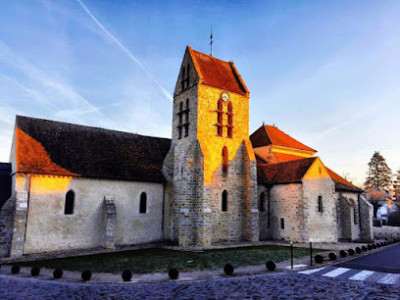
[188,47,248,95]
[326,168,363,193]
[15,116,171,182]
[257,157,316,185]
[250,125,316,152]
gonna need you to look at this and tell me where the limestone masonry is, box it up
[0,46,373,257]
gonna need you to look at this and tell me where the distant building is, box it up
[0,46,373,257]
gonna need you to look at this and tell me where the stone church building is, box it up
[0,46,372,257]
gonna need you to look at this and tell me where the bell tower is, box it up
[163,46,259,246]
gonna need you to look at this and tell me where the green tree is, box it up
[364,152,392,218]
[364,151,392,191]
[394,168,400,200]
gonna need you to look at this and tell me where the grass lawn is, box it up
[11,245,322,274]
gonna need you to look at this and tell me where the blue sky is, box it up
[1,0,400,186]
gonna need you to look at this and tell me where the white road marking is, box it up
[349,270,374,281]
[377,274,400,285]
[285,264,307,270]
[298,267,325,275]
[322,268,350,278]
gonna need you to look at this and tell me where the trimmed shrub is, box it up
[81,270,92,282]
[31,267,40,277]
[361,246,367,252]
[372,244,377,249]
[11,265,20,275]
[265,260,276,271]
[339,250,347,258]
[224,264,234,276]
[122,270,132,282]
[168,268,179,280]
[328,253,337,261]
[367,244,373,250]
[53,269,63,279]
[348,249,355,256]
[355,247,362,254]
[314,255,324,264]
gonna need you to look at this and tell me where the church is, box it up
[0,46,373,257]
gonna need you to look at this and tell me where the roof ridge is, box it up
[16,115,171,141]
[189,47,232,64]
[262,156,316,167]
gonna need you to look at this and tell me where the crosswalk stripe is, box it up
[322,268,350,278]
[377,274,400,285]
[298,267,326,275]
[349,270,374,281]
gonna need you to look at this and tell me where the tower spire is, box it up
[210,27,213,56]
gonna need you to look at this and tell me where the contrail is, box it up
[75,0,173,101]
[0,72,59,110]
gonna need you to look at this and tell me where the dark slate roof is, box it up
[257,157,316,185]
[188,46,248,95]
[15,116,171,182]
[326,168,364,193]
[250,124,316,152]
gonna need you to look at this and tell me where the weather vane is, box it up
[210,27,213,56]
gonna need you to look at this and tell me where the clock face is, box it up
[221,92,230,102]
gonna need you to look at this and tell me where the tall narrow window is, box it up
[139,192,147,214]
[216,99,223,136]
[185,64,190,88]
[318,196,323,213]
[181,66,186,90]
[227,101,233,138]
[280,218,285,229]
[267,194,271,228]
[184,98,190,137]
[65,190,75,215]
[221,190,228,212]
[222,146,228,173]
[177,102,183,139]
[259,192,266,212]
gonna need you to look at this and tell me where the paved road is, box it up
[337,243,400,273]
[1,272,400,299]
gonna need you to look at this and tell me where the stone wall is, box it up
[0,194,16,257]
[257,185,271,240]
[373,225,400,240]
[21,175,164,254]
[303,177,337,242]
[268,183,304,242]
[359,195,373,241]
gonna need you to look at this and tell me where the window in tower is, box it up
[227,101,233,138]
[184,98,190,137]
[181,66,186,91]
[216,99,223,136]
[185,64,190,88]
[177,102,183,139]
[221,190,228,212]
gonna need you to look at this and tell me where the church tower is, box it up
[163,46,259,246]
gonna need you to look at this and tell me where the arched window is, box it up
[139,192,147,214]
[259,192,266,212]
[227,101,233,138]
[222,146,228,173]
[221,190,228,212]
[217,99,223,136]
[65,190,75,215]
[318,196,323,213]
